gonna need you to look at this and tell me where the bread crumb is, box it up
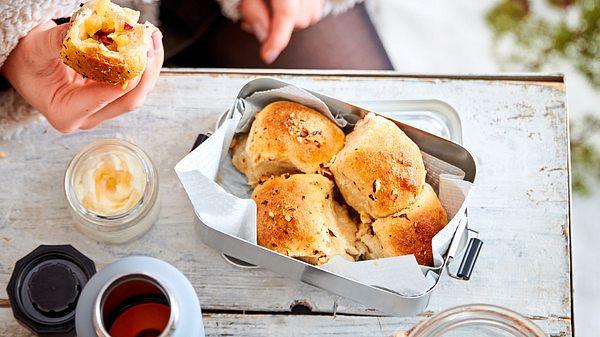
[284,210,294,222]
[373,179,381,193]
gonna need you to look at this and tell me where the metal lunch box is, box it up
[190,77,481,316]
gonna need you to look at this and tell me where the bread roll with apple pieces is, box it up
[253,174,359,265]
[356,184,447,266]
[231,132,250,175]
[330,113,426,219]
[232,101,345,186]
[60,0,155,86]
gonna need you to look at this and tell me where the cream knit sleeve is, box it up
[215,0,365,22]
[322,0,365,17]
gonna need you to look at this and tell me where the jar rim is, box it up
[64,139,158,231]
[93,273,179,337]
[407,304,547,337]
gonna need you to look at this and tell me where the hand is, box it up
[240,0,324,64]
[0,21,164,132]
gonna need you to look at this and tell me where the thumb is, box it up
[32,21,70,62]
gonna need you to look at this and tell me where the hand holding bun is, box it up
[1,13,163,132]
[60,0,155,86]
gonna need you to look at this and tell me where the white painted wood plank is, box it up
[0,309,570,337]
[0,71,570,335]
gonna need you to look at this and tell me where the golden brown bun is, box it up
[231,133,250,175]
[357,184,447,266]
[60,0,155,86]
[253,174,358,265]
[234,101,345,186]
[330,113,426,219]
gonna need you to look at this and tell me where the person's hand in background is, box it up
[240,0,324,64]
[0,21,164,132]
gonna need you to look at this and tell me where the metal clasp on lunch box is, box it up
[447,226,482,281]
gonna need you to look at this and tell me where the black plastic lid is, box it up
[6,245,96,337]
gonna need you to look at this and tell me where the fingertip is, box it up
[241,21,252,33]
[45,22,71,52]
[147,30,163,61]
[151,29,163,51]
[59,25,69,42]
[263,11,295,56]
[261,48,280,64]
[314,0,324,23]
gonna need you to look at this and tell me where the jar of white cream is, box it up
[64,139,160,243]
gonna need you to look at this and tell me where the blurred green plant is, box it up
[486,0,600,195]
[570,115,600,196]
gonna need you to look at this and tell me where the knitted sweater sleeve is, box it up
[215,0,365,22]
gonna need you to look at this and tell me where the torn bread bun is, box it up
[60,0,155,86]
[330,113,426,219]
[232,101,345,186]
[356,184,448,266]
[253,174,359,265]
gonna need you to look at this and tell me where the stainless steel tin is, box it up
[194,77,478,316]
[350,100,463,143]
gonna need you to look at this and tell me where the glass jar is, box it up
[404,304,547,337]
[64,139,160,243]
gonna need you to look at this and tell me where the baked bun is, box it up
[330,113,426,219]
[60,0,155,86]
[231,132,250,175]
[233,101,345,186]
[356,184,447,266]
[253,174,358,265]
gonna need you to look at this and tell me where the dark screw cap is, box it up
[6,245,96,337]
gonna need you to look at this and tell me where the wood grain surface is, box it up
[0,69,571,336]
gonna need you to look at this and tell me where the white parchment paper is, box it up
[175,85,472,296]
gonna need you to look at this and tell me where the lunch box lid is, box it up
[6,245,96,337]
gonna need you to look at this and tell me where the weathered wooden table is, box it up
[0,70,571,336]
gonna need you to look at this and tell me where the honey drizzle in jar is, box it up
[77,152,144,217]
